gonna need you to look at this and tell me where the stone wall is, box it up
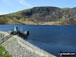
[0,31,11,44]
[2,35,56,57]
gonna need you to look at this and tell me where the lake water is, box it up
[0,24,76,57]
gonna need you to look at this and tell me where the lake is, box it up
[0,24,76,57]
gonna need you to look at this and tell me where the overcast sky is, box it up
[0,0,76,15]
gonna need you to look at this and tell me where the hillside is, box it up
[0,6,76,25]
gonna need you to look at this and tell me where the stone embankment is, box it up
[0,31,12,44]
[0,31,56,57]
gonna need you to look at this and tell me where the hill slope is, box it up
[0,6,76,25]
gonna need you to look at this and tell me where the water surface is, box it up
[0,25,76,57]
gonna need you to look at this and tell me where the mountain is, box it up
[0,6,76,25]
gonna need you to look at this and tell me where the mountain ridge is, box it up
[0,6,76,25]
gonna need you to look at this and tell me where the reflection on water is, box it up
[0,25,76,57]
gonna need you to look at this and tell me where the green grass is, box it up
[0,16,8,24]
[0,46,12,57]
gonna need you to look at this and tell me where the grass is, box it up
[0,17,8,24]
[0,46,12,57]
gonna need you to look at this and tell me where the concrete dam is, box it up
[0,31,56,57]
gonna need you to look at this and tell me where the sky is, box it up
[0,0,76,15]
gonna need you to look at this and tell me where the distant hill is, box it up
[0,6,76,25]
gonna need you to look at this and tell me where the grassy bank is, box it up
[0,46,12,57]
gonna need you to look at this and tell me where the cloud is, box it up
[18,0,32,7]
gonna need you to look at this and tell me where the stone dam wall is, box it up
[0,31,11,44]
[0,31,56,57]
